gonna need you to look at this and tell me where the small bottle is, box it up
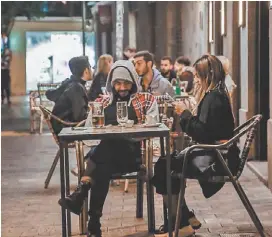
[175,77,181,96]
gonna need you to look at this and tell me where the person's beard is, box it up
[117,90,130,98]
[138,65,149,77]
[161,69,170,77]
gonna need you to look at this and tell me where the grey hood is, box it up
[105,60,140,99]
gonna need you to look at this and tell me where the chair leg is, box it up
[39,113,44,134]
[230,180,265,237]
[136,176,144,218]
[214,150,265,237]
[174,175,187,237]
[124,179,129,192]
[236,181,264,230]
[44,149,60,189]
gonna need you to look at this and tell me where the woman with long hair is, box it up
[152,54,240,237]
[88,54,113,101]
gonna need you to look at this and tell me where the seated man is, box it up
[50,56,93,135]
[58,60,159,237]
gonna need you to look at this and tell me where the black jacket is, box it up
[88,72,108,101]
[161,70,176,83]
[180,89,234,144]
[51,75,88,135]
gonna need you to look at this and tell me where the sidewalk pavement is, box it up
[1,134,272,237]
[2,96,272,236]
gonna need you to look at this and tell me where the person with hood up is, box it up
[133,50,175,97]
[58,60,159,237]
[50,56,93,135]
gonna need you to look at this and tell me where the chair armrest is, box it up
[75,120,86,127]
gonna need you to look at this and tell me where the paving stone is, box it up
[1,135,272,236]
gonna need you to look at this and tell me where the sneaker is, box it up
[188,210,201,230]
[154,225,195,237]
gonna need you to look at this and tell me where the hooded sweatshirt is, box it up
[98,60,159,123]
[139,68,175,97]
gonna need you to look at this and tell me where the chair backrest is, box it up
[29,90,40,109]
[39,106,60,145]
[37,83,60,109]
[232,114,262,178]
[39,105,86,145]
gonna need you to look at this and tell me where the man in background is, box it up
[160,56,176,83]
[134,50,175,97]
[174,56,191,76]
[1,47,12,105]
[123,46,136,61]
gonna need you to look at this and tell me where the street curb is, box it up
[246,162,269,188]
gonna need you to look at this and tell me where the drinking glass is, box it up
[116,101,128,126]
[89,102,104,128]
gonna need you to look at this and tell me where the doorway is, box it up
[255,2,270,160]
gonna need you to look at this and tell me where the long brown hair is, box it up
[97,54,113,74]
[193,54,226,102]
[192,54,233,115]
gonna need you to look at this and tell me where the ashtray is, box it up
[125,120,134,128]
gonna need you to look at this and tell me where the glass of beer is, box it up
[89,102,105,128]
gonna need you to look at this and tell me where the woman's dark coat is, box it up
[152,88,240,198]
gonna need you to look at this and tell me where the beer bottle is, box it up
[175,77,181,96]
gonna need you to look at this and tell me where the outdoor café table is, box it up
[58,124,174,237]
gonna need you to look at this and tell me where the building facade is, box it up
[94,1,271,190]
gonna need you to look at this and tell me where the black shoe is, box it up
[87,215,102,237]
[87,231,102,237]
[154,224,195,237]
[58,181,91,215]
[188,210,201,230]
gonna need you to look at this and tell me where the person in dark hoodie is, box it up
[152,54,240,237]
[50,56,93,135]
[58,60,159,237]
[134,50,175,97]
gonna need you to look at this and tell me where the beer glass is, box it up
[89,102,104,128]
[116,101,128,126]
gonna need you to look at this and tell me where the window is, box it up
[209,1,214,43]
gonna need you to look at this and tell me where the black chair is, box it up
[39,105,86,189]
[173,114,265,237]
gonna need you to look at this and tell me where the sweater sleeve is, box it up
[179,110,211,142]
[179,94,214,143]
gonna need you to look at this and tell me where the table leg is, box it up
[60,142,67,237]
[160,137,165,157]
[64,144,71,236]
[81,142,88,233]
[166,136,173,237]
[146,139,155,232]
[78,141,88,235]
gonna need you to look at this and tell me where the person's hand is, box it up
[173,100,187,116]
[98,94,110,100]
